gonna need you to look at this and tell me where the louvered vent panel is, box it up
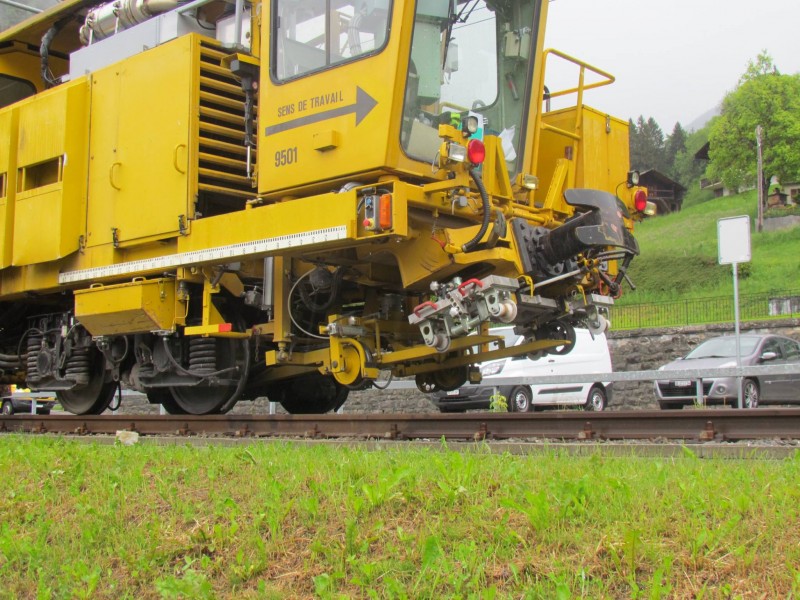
[196,41,256,206]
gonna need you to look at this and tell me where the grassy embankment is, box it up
[2,437,800,598]
[617,191,800,306]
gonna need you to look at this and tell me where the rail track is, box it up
[2,409,800,442]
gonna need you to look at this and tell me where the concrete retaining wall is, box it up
[763,215,800,232]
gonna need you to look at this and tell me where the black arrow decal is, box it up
[264,86,378,136]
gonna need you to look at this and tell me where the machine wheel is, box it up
[169,337,248,415]
[508,386,533,413]
[56,377,117,415]
[585,385,606,411]
[146,389,188,415]
[415,367,468,394]
[271,372,349,414]
[742,379,759,409]
[432,367,468,392]
[540,320,576,355]
[1,401,12,415]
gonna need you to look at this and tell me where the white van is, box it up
[431,327,613,412]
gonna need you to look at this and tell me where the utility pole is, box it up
[755,125,764,233]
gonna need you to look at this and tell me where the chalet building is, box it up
[694,141,755,197]
[695,141,729,197]
[638,169,686,213]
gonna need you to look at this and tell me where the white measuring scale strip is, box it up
[58,226,348,284]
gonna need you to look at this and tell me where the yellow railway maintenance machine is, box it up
[0,0,650,415]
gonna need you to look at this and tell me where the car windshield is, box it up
[685,337,760,359]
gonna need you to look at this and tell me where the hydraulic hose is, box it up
[462,168,491,252]
[40,17,71,88]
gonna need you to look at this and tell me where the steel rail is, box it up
[2,410,800,442]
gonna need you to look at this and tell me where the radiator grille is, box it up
[657,381,713,398]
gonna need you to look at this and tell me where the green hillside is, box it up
[615,191,800,306]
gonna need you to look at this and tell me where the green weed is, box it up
[0,438,798,598]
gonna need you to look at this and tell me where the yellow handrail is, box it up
[541,48,616,100]
[530,48,616,201]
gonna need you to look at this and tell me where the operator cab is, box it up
[402,0,540,178]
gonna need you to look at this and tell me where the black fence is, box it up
[610,291,800,330]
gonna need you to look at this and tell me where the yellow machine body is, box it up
[0,0,649,416]
[74,278,178,336]
[12,78,89,265]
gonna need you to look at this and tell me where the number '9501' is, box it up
[274,147,298,167]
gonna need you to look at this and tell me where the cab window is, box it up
[0,75,35,108]
[273,0,391,82]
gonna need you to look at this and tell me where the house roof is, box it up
[695,141,711,161]
[639,169,687,193]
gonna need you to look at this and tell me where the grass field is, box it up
[2,437,800,599]
[618,191,800,306]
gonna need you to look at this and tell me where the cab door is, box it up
[259,0,403,196]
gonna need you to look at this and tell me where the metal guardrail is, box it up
[610,290,800,329]
[385,364,799,389]
[383,364,800,408]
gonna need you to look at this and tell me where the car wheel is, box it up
[1,401,12,415]
[742,379,759,409]
[659,403,682,410]
[509,386,532,413]
[585,386,606,411]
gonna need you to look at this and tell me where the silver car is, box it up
[655,334,800,409]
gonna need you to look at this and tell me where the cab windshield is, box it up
[401,0,541,175]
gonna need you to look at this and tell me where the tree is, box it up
[707,52,800,193]
[672,124,711,188]
[664,122,687,179]
[629,116,667,172]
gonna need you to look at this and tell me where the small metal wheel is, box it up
[415,367,468,394]
[539,320,577,355]
[1,401,13,415]
[432,367,468,392]
[508,386,532,413]
[585,385,606,411]
[415,373,439,394]
[742,379,759,409]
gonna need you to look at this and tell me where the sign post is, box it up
[718,216,751,408]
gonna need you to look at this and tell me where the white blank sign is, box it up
[718,215,751,265]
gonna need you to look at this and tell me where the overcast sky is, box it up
[544,0,800,131]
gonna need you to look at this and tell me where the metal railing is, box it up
[610,290,800,330]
